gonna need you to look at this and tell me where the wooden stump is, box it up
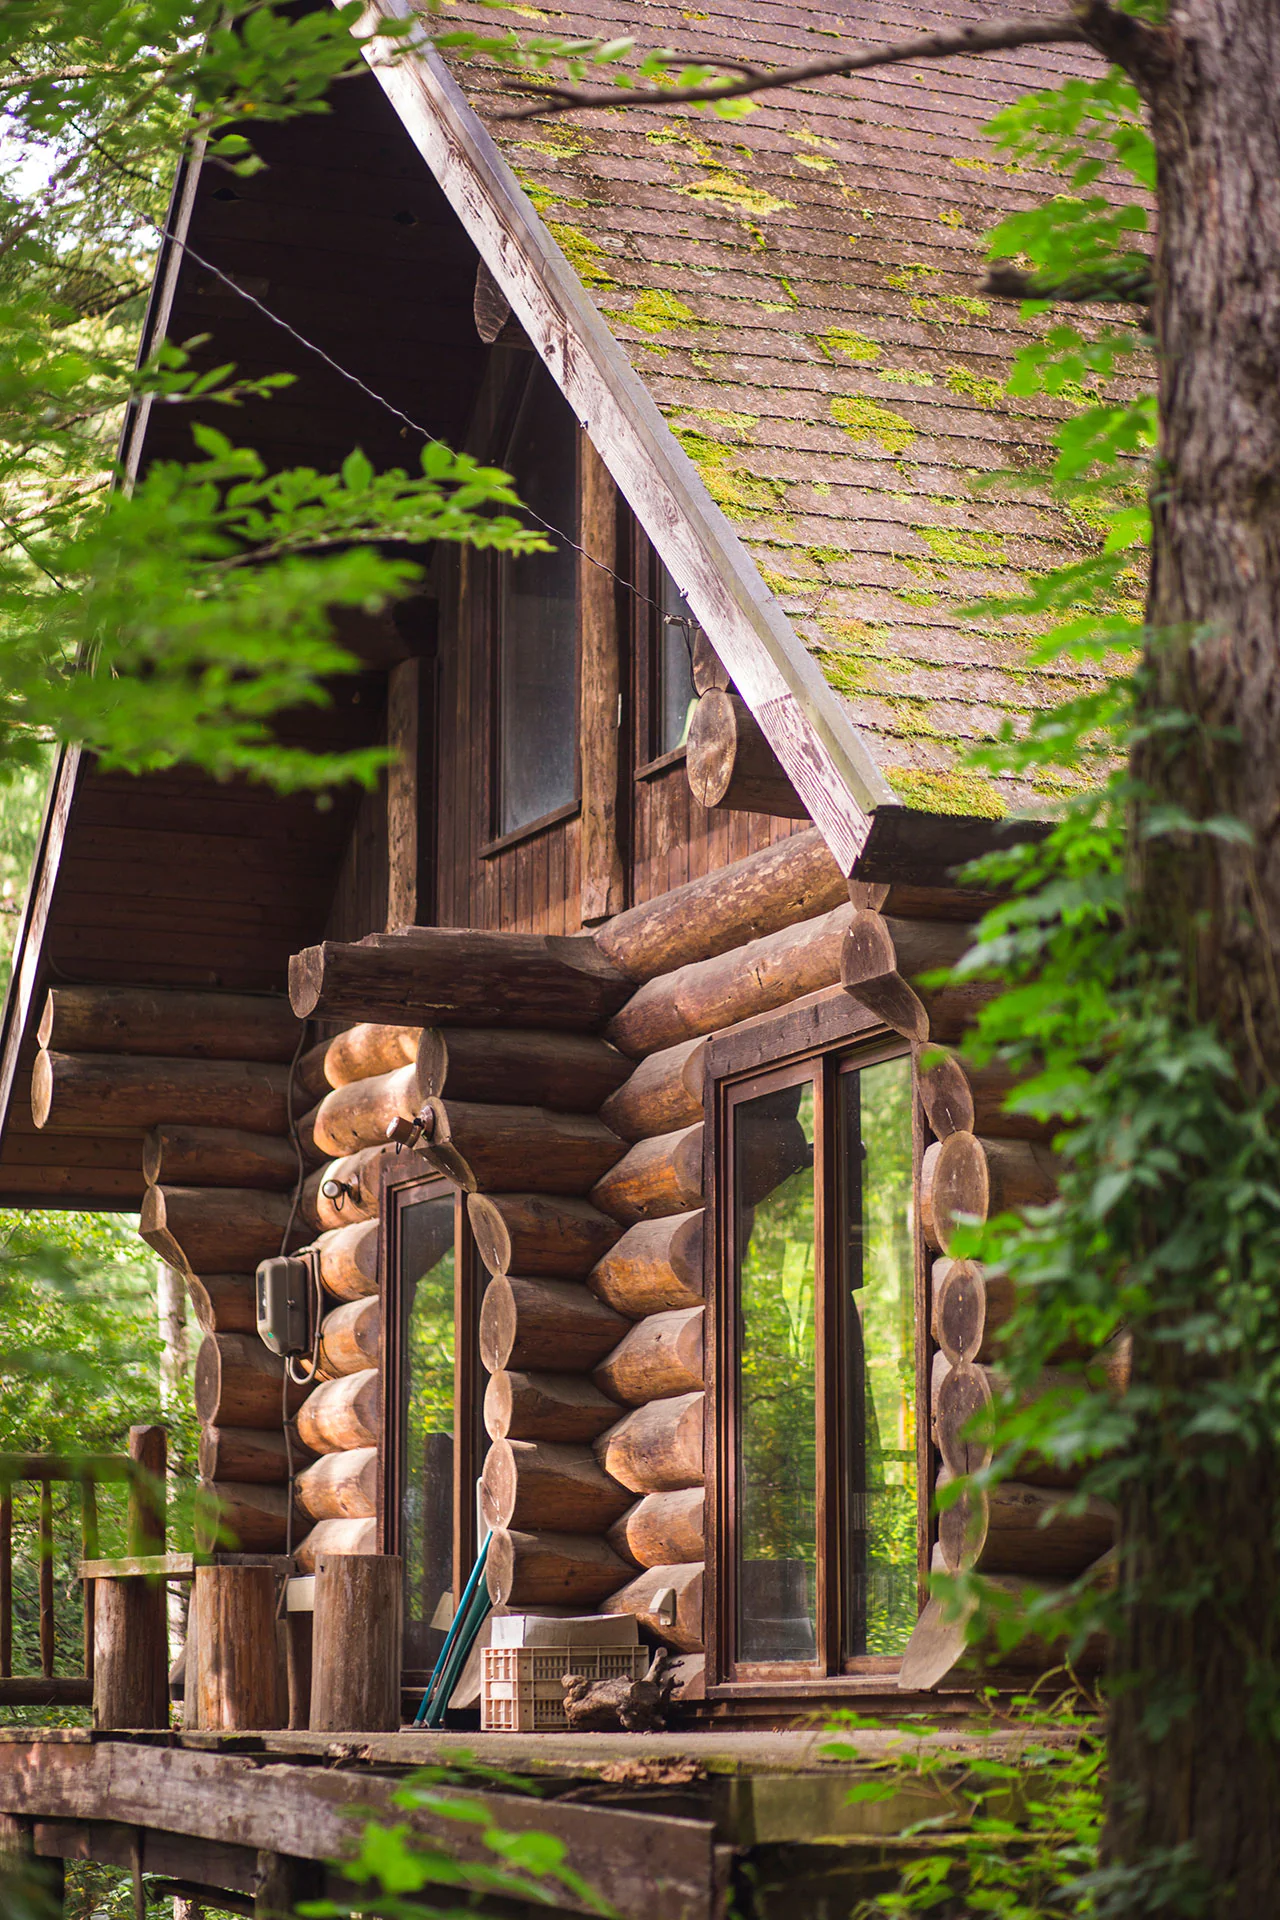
[92,1580,168,1728]
[309,1554,402,1732]
[193,1565,285,1731]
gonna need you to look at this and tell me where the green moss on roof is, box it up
[547,221,615,286]
[880,368,934,388]
[625,289,702,335]
[647,123,714,164]
[916,526,1006,566]
[946,366,1005,408]
[687,407,758,437]
[795,154,835,172]
[889,767,1006,818]
[830,395,915,455]
[678,171,794,217]
[912,293,992,324]
[886,264,941,290]
[818,328,880,364]
[672,427,787,519]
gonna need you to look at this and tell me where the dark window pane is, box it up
[735,1080,818,1663]
[657,568,697,755]
[497,365,579,834]
[841,1055,916,1655]
[400,1195,457,1671]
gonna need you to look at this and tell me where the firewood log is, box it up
[686,690,808,817]
[313,1065,418,1157]
[467,1192,620,1281]
[479,1439,632,1534]
[195,1480,298,1554]
[600,1038,707,1143]
[608,905,852,1056]
[317,1296,381,1379]
[483,1370,621,1443]
[197,1425,311,1485]
[420,1099,625,1196]
[600,1562,704,1653]
[184,1273,255,1335]
[590,1125,703,1225]
[290,929,631,1031]
[324,1023,420,1088]
[607,1489,705,1569]
[292,1516,378,1575]
[479,1276,629,1373]
[294,1367,380,1454]
[312,1219,380,1302]
[194,1332,309,1430]
[38,985,298,1062]
[921,1134,1059,1251]
[140,1185,298,1275]
[595,1392,704,1493]
[32,1050,290,1134]
[593,1307,704,1405]
[937,1474,1116,1579]
[143,1125,298,1191]
[587,1211,704,1317]
[417,1028,629,1113]
[302,1147,398,1232]
[593,827,844,983]
[484,1528,629,1608]
[295,1445,378,1521]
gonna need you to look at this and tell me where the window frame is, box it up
[378,1156,487,1692]
[630,525,698,780]
[704,989,929,1693]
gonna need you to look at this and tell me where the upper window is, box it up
[494,361,580,837]
[716,1037,920,1679]
[654,567,697,758]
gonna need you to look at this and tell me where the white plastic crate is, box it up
[481,1643,650,1732]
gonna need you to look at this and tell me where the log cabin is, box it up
[0,4,1123,1911]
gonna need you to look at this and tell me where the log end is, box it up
[288,946,326,1020]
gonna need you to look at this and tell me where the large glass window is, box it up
[724,1042,919,1676]
[495,361,579,836]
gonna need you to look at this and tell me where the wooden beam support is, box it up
[294,1447,378,1522]
[594,1307,704,1405]
[143,1127,297,1192]
[920,1135,1059,1252]
[485,1528,629,1608]
[140,1187,299,1276]
[607,1489,704,1569]
[595,1392,704,1494]
[192,1566,284,1730]
[38,987,298,1062]
[317,1297,381,1380]
[310,1554,402,1733]
[600,1038,706,1143]
[386,656,432,932]
[479,1277,629,1374]
[33,1053,290,1135]
[686,690,808,818]
[310,1221,380,1302]
[194,1333,308,1432]
[294,1369,380,1456]
[483,1370,621,1444]
[292,1518,377,1574]
[579,436,625,925]
[590,1125,703,1225]
[480,1439,632,1535]
[185,1274,256,1336]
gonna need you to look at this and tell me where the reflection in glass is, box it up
[657,568,697,756]
[400,1195,456,1672]
[497,362,579,835]
[736,1080,818,1662]
[841,1055,916,1655]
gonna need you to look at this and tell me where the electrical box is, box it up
[256,1255,312,1358]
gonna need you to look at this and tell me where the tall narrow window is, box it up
[495,361,579,836]
[655,568,697,757]
[399,1191,458,1672]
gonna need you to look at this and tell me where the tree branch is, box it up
[494,14,1091,121]
[1069,1,1172,95]
[982,259,1155,306]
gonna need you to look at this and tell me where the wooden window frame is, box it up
[630,523,695,781]
[703,990,929,1695]
[378,1155,487,1689]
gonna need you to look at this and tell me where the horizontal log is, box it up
[483,1371,621,1444]
[143,1125,298,1191]
[590,1125,703,1225]
[691,629,731,695]
[594,827,845,984]
[608,905,851,1056]
[686,690,808,817]
[594,1307,704,1405]
[467,1192,621,1282]
[302,1147,398,1232]
[479,1277,629,1374]
[311,1219,380,1302]
[480,1440,632,1535]
[921,1135,1059,1251]
[297,1099,326,1166]
[932,1347,1130,1488]
[323,1024,420,1089]
[841,910,998,1045]
[607,1490,705,1570]
[932,1354,994,1479]
[937,1475,1116,1579]
[294,1040,333,1105]
[38,986,299,1062]
[194,1332,309,1430]
[417,1028,629,1114]
[290,929,632,1031]
[484,1527,630,1608]
[420,1100,625,1197]
[899,1564,1109,1691]
[197,1425,312,1485]
[919,1052,1058,1144]
[294,1368,380,1455]
[196,1481,296,1555]
[917,1051,974,1140]
[32,1051,290,1134]
[184,1272,255,1335]
[293,1516,378,1576]
[599,1038,707,1143]
[140,1185,297,1275]
[595,1392,704,1494]
[312,1065,418,1157]
[317,1296,381,1379]
[931,1258,1017,1366]
[588,1212,704,1318]
[600,1562,704,1653]
[295,1446,378,1522]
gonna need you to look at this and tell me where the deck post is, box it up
[92,1427,169,1729]
[193,1564,285,1730]
[309,1553,402,1732]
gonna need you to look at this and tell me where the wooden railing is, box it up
[0,1426,165,1709]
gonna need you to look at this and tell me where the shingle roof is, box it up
[436,0,1136,815]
